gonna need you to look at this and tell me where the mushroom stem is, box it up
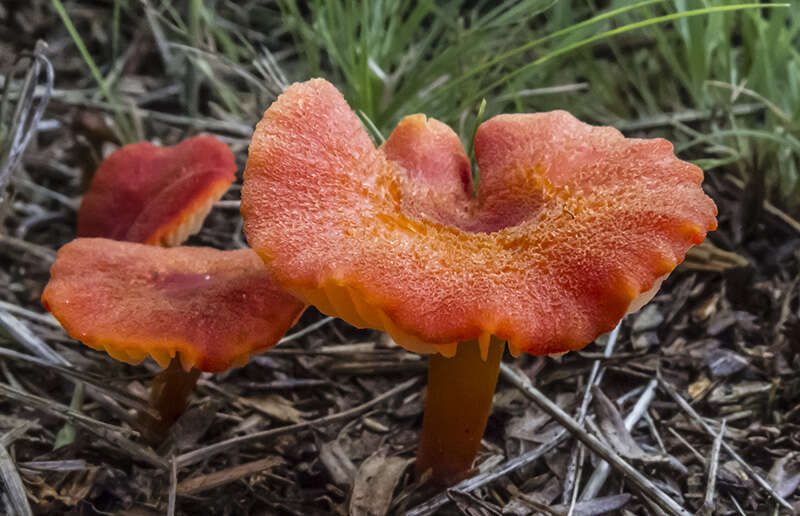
[147,357,201,440]
[416,337,505,486]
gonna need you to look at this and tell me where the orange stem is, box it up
[146,357,200,441]
[416,337,504,486]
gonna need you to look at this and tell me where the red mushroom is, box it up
[46,135,304,438]
[241,79,717,485]
[42,239,305,436]
[43,239,304,372]
[77,135,236,246]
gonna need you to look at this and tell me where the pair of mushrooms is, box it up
[43,79,717,486]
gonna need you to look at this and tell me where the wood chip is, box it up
[176,455,284,496]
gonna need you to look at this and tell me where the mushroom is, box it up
[78,134,236,246]
[46,135,304,438]
[42,238,305,436]
[241,79,717,485]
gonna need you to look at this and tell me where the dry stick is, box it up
[0,347,151,413]
[0,308,95,454]
[566,445,585,516]
[0,300,61,329]
[0,383,168,470]
[701,419,726,515]
[644,411,668,453]
[277,316,336,344]
[0,441,33,516]
[0,327,157,426]
[214,199,241,210]
[563,322,621,505]
[0,307,158,420]
[0,421,38,448]
[50,95,253,136]
[405,429,569,516]
[167,457,177,516]
[617,103,763,132]
[0,234,57,263]
[667,427,706,465]
[500,364,692,516]
[580,378,658,501]
[176,376,419,469]
[177,455,284,496]
[657,377,794,512]
[0,40,53,195]
[0,309,68,366]
[729,494,748,516]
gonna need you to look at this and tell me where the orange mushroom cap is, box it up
[42,238,305,372]
[241,79,717,357]
[78,135,236,246]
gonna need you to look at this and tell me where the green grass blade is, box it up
[51,0,135,142]
[480,3,789,103]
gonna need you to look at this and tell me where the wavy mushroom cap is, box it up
[42,238,305,372]
[242,79,717,357]
[78,135,236,246]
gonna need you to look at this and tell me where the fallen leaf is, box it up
[592,387,684,472]
[238,394,305,423]
[349,449,409,516]
[768,452,800,498]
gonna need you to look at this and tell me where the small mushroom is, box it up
[42,238,305,435]
[78,135,236,246]
[241,79,717,485]
[49,135,303,438]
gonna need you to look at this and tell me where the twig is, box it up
[0,383,133,438]
[0,234,56,264]
[214,199,241,209]
[617,103,763,132]
[566,445,585,516]
[0,383,168,470]
[701,419,726,515]
[12,176,80,210]
[657,376,793,511]
[563,322,621,504]
[0,310,156,420]
[176,376,419,468]
[0,420,38,448]
[278,316,335,344]
[0,41,53,199]
[0,309,68,366]
[580,378,658,501]
[667,427,706,466]
[176,455,283,496]
[644,411,667,452]
[0,442,33,516]
[167,457,177,516]
[50,95,253,136]
[0,340,152,414]
[500,363,692,516]
[706,80,793,125]
[405,429,569,516]
[729,494,748,516]
[0,300,61,329]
